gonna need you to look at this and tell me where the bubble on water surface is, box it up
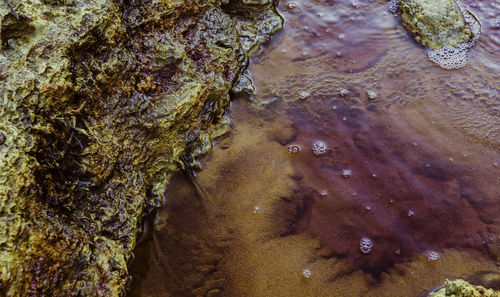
[427,251,440,261]
[360,237,373,254]
[366,90,378,100]
[253,206,260,214]
[339,89,350,97]
[299,91,311,100]
[320,190,328,197]
[388,0,399,13]
[408,210,415,217]
[288,145,300,154]
[302,268,312,278]
[341,169,352,178]
[312,141,327,156]
[338,33,345,40]
[287,1,297,9]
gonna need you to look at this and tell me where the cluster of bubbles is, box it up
[426,251,440,261]
[427,0,481,69]
[302,268,312,278]
[339,89,350,96]
[388,0,399,14]
[288,145,300,154]
[360,237,373,254]
[312,141,327,155]
[287,1,297,9]
[428,45,469,70]
[299,91,311,100]
[341,169,352,178]
[366,90,378,100]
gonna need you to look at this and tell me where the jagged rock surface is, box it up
[0,0,281,296]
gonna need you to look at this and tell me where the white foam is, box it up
[428,45,468,70]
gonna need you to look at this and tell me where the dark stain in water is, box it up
[279,96,498,278]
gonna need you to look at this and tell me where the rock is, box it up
[428,279,499,297]
[398,0,473,49]
[0,0,282,296]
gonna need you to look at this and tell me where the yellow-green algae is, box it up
[398,0,473,48]
[429,279,499,297]
[0,0,281,296]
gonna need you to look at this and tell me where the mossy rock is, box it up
[0,0,282,296]
[398,0,473,48]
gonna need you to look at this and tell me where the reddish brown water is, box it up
[129,0,500,296]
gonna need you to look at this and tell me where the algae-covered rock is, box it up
[0,0,281,296]
[428,279,499,297]
[398,0,473,49]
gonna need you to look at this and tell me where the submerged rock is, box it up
[0,0,281,296]
[398,0,472,49]
[428,279,499,297]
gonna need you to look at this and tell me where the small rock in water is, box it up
[360,237,373,254]
[312,141,327,156]
[427,251,439,261]
[302,268,312,278]
[366,90,378,100]
[341,169,352,178]
[299,91,311,100]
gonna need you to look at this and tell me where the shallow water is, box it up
[129,0,500,296]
